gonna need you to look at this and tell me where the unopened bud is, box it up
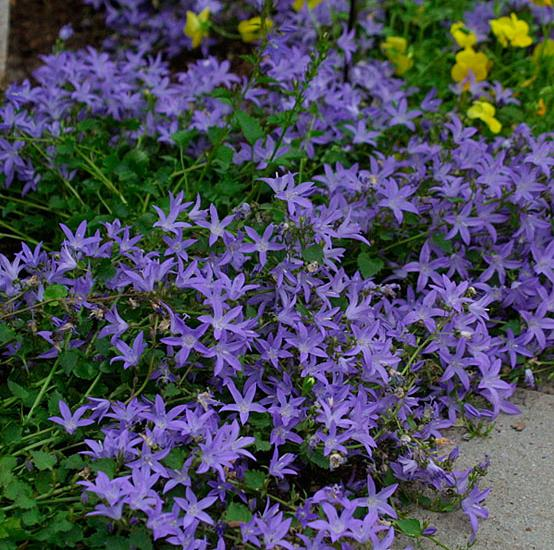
[329,452,347,470]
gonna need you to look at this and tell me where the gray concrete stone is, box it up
[394,389,554,550]
[0,0,8,82]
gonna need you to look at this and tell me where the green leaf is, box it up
[207,126,227,145]
[96,259,117,284]
[4,480,35,509]
[34,471,53,494]
[162,448,186,470]
[31,451,57,471]
[43,284,68,302]
[90,458,116,478]
[431,232,453,254]
[395,518,423,537]
[0,516,23,541]
[0,457,17,488]
[272,147,306,166]
[249,413,272,429]
[208,87,234,101]
[1,425,21,447]
[129,527,154,550]
[302,376,316,396]
[302,244,324,263]
[124,148,149,175]
[7,380,35,407]
[59,349,80,375]
[223,502,253,526]
[243,470,266,491]
[74,360,97,380]
[357,252,384,278]
[253,435,271,452]
[34,511,73,541]
[502,319,521,336]
[21,508,41,527]
[214,145,234,171]
[300,443,329,469]
[162,383,180,398]
[235,111,264,145]
[60,348,97,379]
[62,454,85,470]
[0,324,16,346]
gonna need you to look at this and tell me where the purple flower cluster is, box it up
[2,116,553,544]
[0,49,237,193]
[1,0,554,547]
[0,0,405,197]
[1,0,552,200]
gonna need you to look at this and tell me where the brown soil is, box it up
[5,0,106,84]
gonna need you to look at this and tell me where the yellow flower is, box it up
[451,47,491,87]
[450,22,477,49]
[381,36,414,75]
[238,17,273,43]
[467,100,502,133]
[490,13,532,48]
[532,38,554,63]
[530,0,552,6]
[184,8,210,48]
[392,55,414,75]
[382,36,408,54]
[536,98,547,116]
[292,0,323,11]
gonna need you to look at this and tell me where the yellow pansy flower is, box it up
[467,100,502,133]
[490,13,532,48]
[381,36,414,75]
[450,22,477,49]
[532,38,554,63]
[238,17,273,43]
[451,47,491,87]
[382,36,408,54]
[530,0,552,6]
[536,98,547,116]
[392,55,414,75]
[184,8,210,49]
[292,0,323,11]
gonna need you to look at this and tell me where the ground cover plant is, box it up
[0,0,553,548]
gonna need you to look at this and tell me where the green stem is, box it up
[25,138,86,207]
[19,426,56,443]
[82,371,103,401]
[0,297,71,320]
[424,535,453,550]
[401,334,435,375]
[0,194,70,218]
[210,22,241,40]
[267,493,296,511]
[0,220,43,247]
[75,148,128,205]
[25,358,60,425]
[381,231,428,252]
[35,496,82,506]
[13,436,59,456]
[170,161,208,178]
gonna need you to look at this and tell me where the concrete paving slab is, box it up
[393,389,554,550]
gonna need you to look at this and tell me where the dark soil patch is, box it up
[5,0,106,84]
